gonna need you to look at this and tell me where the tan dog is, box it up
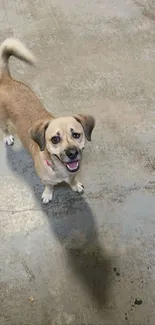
[0,39,95,203]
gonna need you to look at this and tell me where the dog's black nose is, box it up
[66,147,78,160]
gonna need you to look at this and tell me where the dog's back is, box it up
[0,39,50,152]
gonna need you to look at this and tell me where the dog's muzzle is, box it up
[64,147,80,172]
[54,147,81,173]
[65,147,79,160]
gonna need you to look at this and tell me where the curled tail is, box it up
[0,38,36,79]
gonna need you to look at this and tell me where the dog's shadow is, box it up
[5,144,115,309]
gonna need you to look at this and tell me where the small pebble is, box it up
[28,296,35,303]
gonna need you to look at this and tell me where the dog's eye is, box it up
[51,136,60,144]
[72,132,80,139]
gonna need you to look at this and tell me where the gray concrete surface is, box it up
[0,0,155,324]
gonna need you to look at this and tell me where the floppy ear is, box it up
[30,119,50,151]
[74,114,95,141]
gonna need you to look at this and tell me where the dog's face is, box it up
[30,115,95,173]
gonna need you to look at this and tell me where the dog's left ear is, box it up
[30,119,50,151]
[74,114,95,141]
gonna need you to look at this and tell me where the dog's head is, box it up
[30,115,95,173]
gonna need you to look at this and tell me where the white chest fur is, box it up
[36,157,70,186]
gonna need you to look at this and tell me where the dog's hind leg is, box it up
[0,120,14,146]
[3,132,14,146]
[0,105,14,145]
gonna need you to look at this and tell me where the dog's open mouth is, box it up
[54,155,80,172]
[64,161,80,172]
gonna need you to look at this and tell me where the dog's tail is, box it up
[0,38,36,79]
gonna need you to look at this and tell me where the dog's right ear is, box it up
[30,119,50,151]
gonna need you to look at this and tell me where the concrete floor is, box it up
[1,0,155,324]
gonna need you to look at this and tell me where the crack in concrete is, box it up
[0,181,155,213]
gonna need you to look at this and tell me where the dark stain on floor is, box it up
[124,296,143,320]
[134,298,143,305]
[113,267,120,277]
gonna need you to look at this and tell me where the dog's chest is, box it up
[40,163,69,185]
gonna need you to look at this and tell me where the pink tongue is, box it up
[67,161,78,168]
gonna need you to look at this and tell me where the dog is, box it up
[0,38,95,203]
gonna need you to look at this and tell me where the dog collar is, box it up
[45,159,53,168]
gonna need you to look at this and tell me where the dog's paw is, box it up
[4,135,14,146]
[42,192,53,204]
[72,181,84,194]
[42,187,53,204]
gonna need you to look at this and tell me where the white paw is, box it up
[72,182,84,194]
[42,188,53,204]
[4,135,14,146]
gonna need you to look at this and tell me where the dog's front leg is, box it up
[69,177,84,194]
[42,184,54,204]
